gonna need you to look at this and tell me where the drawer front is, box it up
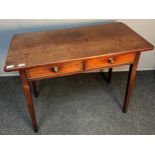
[27,61,83,79]
[85,53,135,70]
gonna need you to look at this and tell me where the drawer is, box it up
[27,61,83,79]
[85,52,136,70]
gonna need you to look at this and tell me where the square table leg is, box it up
[108,68,113,83]
[101,68,113,83]
[31,81,39,97]
[19,70,38,132]
[123,52,141,113]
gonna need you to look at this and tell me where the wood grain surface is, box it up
[4,22,154,132]
[4,22,154,72]
[27,60,82,80]
[85,52,136,70]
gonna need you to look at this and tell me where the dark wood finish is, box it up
[4,22,154,132]
[4,22,153,72]
[31,81,39,97]
[123,52,141,113]
[85,52,136,70]
[19,70,38,132]
[101,68,113,83]
[108,68,113,83]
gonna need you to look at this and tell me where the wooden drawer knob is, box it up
[108,58,114,64]
[51,66,59,73]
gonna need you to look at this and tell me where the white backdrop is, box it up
[0,19,155,76]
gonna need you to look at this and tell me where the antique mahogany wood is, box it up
[85,52,135,70]
[123,52,141,113]
[4,22,153,72]
[108,68,113,83]
[19,70,38,132]
[101,68,113,84]
[27,60,83,80]
[4,22,154,132]
[31,81,39,97]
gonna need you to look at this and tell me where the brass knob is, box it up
[51,66,59,73]
[108,58,114,64]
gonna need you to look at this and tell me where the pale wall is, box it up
[0,19,155,76]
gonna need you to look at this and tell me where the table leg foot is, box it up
[34,127,38,133]
[123,107,127,113]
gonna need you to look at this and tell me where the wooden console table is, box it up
[4,22,154,132]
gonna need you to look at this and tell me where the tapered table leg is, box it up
[123,52,141,113]
[31,81,39,97]
[19,70,38,132]
[101,68,113,83]
[108,68,113,83]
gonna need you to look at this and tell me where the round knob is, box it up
[108,58,114,64]
[51,66,59,73]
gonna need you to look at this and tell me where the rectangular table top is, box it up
[4,22,154,72]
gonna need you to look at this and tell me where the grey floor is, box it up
[0,71,155,135]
